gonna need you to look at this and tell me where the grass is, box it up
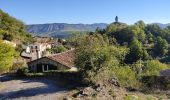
[124,95,140,100]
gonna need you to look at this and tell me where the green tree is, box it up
[142,60,168,76]
[145,24,162,37]
[135,20,146,29]
[125,38,149,63]
[146,32,154,43]
[113,25,146,44]
[75,34,128,84]
[51,45,67,53]
[131,25,146,42]
[0,9,32,44]
[153,36,168,57]
[106,22,127,35]
[0,40,15,73]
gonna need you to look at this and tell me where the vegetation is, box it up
[142,60,168,76]
[1,9,170,99]
[74,20,170,91]
[47,45,67,53]
[0,10,32,73]
[153,36,168,57]
[16,67,29,76]
[0,41,15,73]
[0,9,32,44]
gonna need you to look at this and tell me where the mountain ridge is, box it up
[152,23,170,28]
[26,22,170,38]
[26,23,108,38]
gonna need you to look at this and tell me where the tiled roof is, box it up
[48,49,75,68]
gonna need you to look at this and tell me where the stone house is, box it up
[28,49,77,72]
[21,43,51,62]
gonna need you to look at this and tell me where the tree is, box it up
[51,45,66,53]
[75,34,128,84]
[0,41,15,73]
[106,22,127,35]
[125,38,149,63]
[153,36,168,57]
[145,24,162,37]
[146,32,154,43]
[143,60,168,76]
[135,20,146,29]
[3,33,13,41]
[0,9,32,44]
[131,25,146,42]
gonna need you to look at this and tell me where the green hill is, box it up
[0,10,32,44]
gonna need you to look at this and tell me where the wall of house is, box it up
[28,57,69,72]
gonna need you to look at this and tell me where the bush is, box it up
[51,45,67,53]
[142,60,168,76]
[26,73,45,77]
[75,34,128,85]
[113,66,140,88]
[16,67,29,76]
[0,41,15,73]
[11,62,26,71]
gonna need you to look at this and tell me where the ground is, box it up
[0,75,169,100]
[0,75,68,100]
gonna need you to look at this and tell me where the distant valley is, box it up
[26,23,108,38]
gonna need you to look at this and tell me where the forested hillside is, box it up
[0,10,32,73]
[72,21,170,99]
[0,10,32,44]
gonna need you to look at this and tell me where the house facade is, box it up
[21,43,51,61]
[28,49,77,72]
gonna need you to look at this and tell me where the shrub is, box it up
[51,45,67,53]
[26,73,45,77]
[16,67,29,76]
[113,66,140,88]
[11,62,26,71]
[0,41,15,73]
[75,34,128,85]
[142,60,168,76]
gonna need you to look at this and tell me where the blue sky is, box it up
[0,0,170,24]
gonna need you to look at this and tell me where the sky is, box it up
[0,0,170,25]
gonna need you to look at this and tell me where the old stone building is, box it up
[28,49,77,72]
[21,43,51,62]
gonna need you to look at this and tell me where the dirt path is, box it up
[0,75,68,100]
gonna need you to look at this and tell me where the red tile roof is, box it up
[48,49,75,68]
